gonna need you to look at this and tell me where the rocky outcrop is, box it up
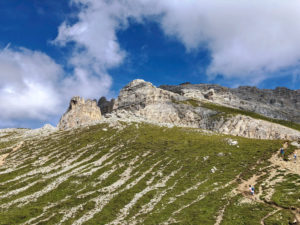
[98,97,115,115]
[58,97,101,130]
[110,79,300,140]
[112,79,216,127]
[213,115,300,140]
[160,84,300,123]
[57,79,300,141]
[113,79,180,110]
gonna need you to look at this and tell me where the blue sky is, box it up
[1,0,300,128]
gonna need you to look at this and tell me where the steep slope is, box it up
[160,83,300,123]
[1,122,299,224]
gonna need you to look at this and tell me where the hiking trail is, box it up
[233,142,300,224]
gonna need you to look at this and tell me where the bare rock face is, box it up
[160,84,300,123]
[215,115,300,140]
[58,97,101,130]
[113,79,179,110]
[112,79,216,127]
[57,79,300,141]
[98,97,115,115]
[110,79,300,140]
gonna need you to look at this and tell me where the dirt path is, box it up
[235,174,263,200]
[0,141,23,167]
[260,208,280,225]
[234,143,300,224]
[269,148,300,175]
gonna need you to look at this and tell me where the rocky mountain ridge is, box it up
[58,79,300,141]
[160,83,300,123]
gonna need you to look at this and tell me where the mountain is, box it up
[59,79,300,140]
[1,79,300,224]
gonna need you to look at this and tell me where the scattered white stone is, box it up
[102,128,108,131]
[226,138,238,146]
[211,166,217,173]
[203,156,209,161]
[23,124,58,138]
[291,141,300,148]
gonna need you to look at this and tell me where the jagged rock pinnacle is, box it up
[58,96,101,130]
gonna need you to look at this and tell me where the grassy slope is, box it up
[272,173,300,209]
[0,123,287,224]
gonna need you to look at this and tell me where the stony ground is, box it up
[0,122,299,225]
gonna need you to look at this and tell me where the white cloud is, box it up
[0,46,112,128]
[56,0,300,84]
[153,0,300,82]
[3,0,300,127]
[0,47,63,126]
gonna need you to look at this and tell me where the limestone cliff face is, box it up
[57,79,300,141]
[113,79,179,110]
[111,79,300,140]
[112,79,216,127]
[58,97,101,130]
[211,115,300,140]
[98,97,115,115]
[160,84,300,123]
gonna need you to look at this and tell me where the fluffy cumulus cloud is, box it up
[56,0,300,83]
[0,47,63,127]
[155,0,300,81]
[3,0,300,127]
[151,0,300,82]
[0,46,111,128]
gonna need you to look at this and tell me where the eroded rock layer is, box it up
[160,83,300,123]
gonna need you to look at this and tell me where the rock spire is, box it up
[58,96,101,130]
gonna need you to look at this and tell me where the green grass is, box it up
[221,195,274,225]
[271,173,300,209]
[282,144,297,161]
[264,209,295,225]
[0,123,293,225]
